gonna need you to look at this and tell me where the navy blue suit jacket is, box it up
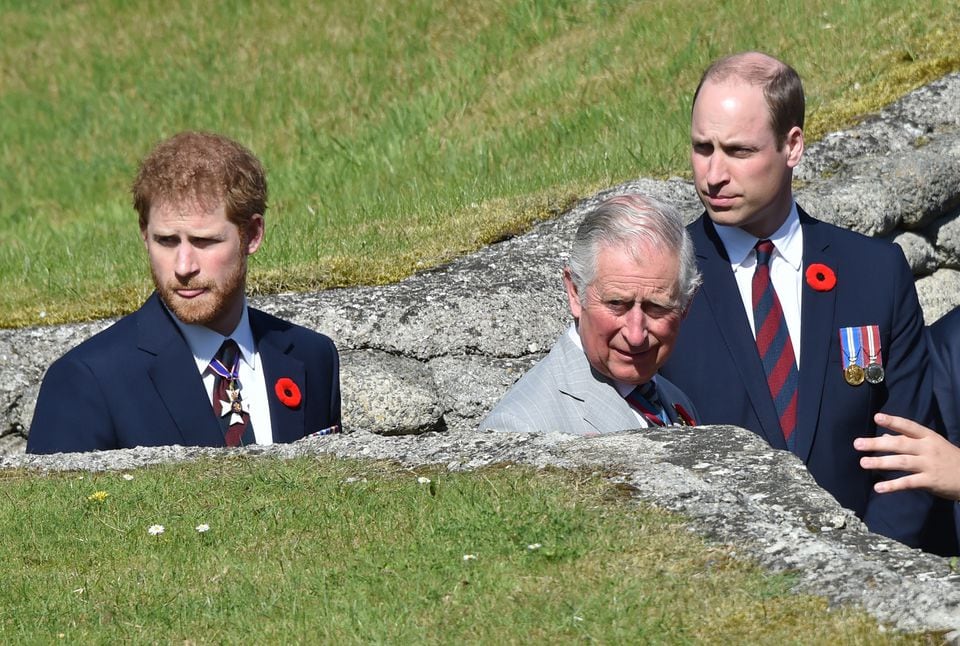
[27,293,341,454]
[660,208,937,548]
[930,306,960,445]
[928,306,960,554]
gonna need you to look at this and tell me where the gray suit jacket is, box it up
[481,329,698,435]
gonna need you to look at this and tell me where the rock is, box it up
[5,425,960,633]
[341,349,443,435]
[891,230,938,276]
[915,268,960,324]
[930,207,960,269]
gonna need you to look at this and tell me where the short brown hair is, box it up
[132,131,267,232]
[693,51,805,150]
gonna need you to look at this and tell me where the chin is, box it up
[612,367,656,385]
[161,291,219,327]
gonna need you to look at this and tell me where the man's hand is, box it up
[854,413,960,500]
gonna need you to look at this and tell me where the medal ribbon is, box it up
[861,325,882,365]
[210,355,240,382]
[839,326,863,370]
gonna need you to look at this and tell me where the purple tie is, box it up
[752,240,799,448]
[210,339,255,447]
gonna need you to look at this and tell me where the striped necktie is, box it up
[210,339,255,447]
[625,380,667,427]
[752,239,799,449]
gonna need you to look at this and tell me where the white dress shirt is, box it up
[171,302,274,444]
[713,203,803,368]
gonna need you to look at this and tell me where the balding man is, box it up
[658,51,947,550]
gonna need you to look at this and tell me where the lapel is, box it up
[251,310,306,443]
[692,216,787,449]
[794,209,838,462]
[137,293,225,446]
[555,332,639,433]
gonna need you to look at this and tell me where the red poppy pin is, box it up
[274,378,302,408]
[805,263,836,292]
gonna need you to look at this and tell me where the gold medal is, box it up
[864,362,885,384]
[844,364,865,386]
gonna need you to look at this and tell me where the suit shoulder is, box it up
[249,308,337,350]
[51,313,140,367]
[931,306,960,344]
[801,211,906,257]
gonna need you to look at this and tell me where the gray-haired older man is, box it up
[481,194,702,435]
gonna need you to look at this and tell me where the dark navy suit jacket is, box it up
[929,306,960,554]
[930,306,960,445]
[660,208,939,548]
[27,293,341,454]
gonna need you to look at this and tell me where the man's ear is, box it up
[244,214,265,255]
[563,268,582,320]
[785,126,804,169]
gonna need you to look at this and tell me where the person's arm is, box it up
[855,413,960,501]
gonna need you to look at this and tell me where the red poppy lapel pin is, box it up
[274,377,302,408]
[805,263,836,291]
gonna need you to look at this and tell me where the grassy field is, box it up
[0,457,934,643]
[1,1,959,327]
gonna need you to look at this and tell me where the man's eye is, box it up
[606,300,629,313]
[155,236,178,246]
[644,304,674,318]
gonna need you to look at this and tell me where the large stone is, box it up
[340,349,442,435]
[795,134,960,237]
[429,353,543,432]
[930,207,960,269]
[891,230,938,276]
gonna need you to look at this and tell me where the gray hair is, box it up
[566,193,701,310]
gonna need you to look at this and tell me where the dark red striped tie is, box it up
[752,240,799,448]
[625,381,666,427]
[211,339,255,447]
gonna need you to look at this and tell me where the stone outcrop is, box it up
[1,72,960,636]
[6,426,960,634]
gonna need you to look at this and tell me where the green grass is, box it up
[1,2,959,327]
[0,457,932,643]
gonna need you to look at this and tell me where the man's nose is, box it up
[621,306,649,347]
[705,153,729,187]
[175,245,199,279]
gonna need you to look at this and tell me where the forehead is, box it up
[691,79,773,138]
[146,198,230,230]
[591,243,679,291]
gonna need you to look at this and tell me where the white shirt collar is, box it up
[712,202,803,271]
[168,300,256,374]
